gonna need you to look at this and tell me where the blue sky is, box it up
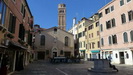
[27,0,111,30]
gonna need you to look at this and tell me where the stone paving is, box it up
[12,60,133,75]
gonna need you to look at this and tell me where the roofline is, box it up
[24,0,33,17]
[41,27,74,35]
[98,0,115,12]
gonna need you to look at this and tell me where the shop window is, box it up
[115,53,118,58]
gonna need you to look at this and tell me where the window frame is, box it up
[40,35,45,46]
[120,0,124,6]
[123,32,128,43]
[121,13,126,24]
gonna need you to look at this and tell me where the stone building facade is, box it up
[98,0,133,65]
[34,26,74,60]
[0,0,33,74]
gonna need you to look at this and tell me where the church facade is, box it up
[34,26,74,60]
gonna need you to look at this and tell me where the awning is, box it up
[0,45,7,48]
[9,41,27,50]
[91,50,100,53]
[80,50,85,51]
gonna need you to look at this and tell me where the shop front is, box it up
[91,50,100,59]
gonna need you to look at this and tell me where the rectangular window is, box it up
[120,0,124,6]
[96,21,99,27]
[100,24,103,32]
[97,31,99,36]
[88,24,93,30]
[81,42,82,48]
[98,41,100,48]
[92,42,95,48]
[19,24,25,40]
[127,0,131,2]
[111,18,116,27]
[89,34,91,38]
[99,12,103,18]
[0,0,6,26]
[83,31,85,36]
[79,43,80,48]
[128,10,133,21]
[21,4,25,18]
[111,6,114,11]
[92,33,93,37]
[105,8,110,14]
[121,14,126,23]
[8,13,16,33]
[90,43,91,49]
[84,41,85,47]
[112,35,117,44]
[78,32,82,38]
[106,20,111,29]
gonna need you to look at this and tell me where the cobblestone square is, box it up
[12,60,133,75]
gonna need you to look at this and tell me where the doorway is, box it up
[119,52,125,64]
[53,52,57,57]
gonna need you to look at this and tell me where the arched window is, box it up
[101,38,104,46]
[108,36,112,45]
[112,35,117,44]
[65,36,68,46]
[100,24,103,32]
[130,31,133,42]
[123,32,128,43]
[115,53,118,58]
[40,35,45,45]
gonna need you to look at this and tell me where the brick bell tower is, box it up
[58,4,66,30]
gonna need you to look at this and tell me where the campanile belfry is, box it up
[58,4,66,30]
